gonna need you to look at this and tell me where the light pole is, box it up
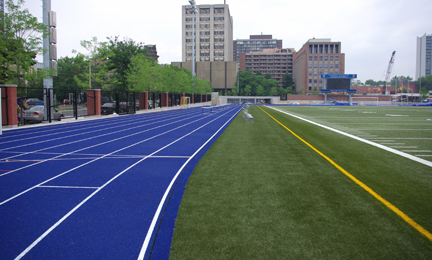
[188,0,197,78]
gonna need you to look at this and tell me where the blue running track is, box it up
[0,105,242,259]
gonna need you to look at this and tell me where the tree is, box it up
[242,85,252,96]
[268,87,279,96]
[0,0,48,86]
[282,73,295,93]
[73,37,118,89]
[417,75,432,91]
[256,85,265,96]
[103,36,147,91]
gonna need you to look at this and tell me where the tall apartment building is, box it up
[293,38,345,93]
[233,35,282,65]
[182,4,233,62]
[239,48,295,86]
[415,33,432,80]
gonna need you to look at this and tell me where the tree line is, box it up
[224,70,295,98]
[0,0,212,95]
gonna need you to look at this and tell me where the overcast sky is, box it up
[21,0,432,83]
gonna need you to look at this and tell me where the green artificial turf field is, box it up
[170,105,432,259]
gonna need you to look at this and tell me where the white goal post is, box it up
[352,96,379,106]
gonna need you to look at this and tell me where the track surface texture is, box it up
[0,105,240,259]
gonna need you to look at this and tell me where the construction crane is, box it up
[384,51,396,95]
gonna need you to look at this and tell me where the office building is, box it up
[416,33,432,80]
[181,4,233,62]
[293,38,345,93]
[239,48,295,86]
[233,35,282,65]
[144,45,159,61]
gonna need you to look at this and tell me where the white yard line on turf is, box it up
[267,106,432,168]
[13,106,240,260]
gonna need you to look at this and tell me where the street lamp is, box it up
[187,0,197,78]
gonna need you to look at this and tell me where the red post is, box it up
[86,89,101,116]
[191,94,194,104]
[144,92,148,109]
[139,92,147,110]
[161,92,169,107]
[1,85,18,128]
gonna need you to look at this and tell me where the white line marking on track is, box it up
[37,186,100,189]
[390,146,418,148]
[13,106,240,260]
[137,106,242,260]
[267,106,432,168]
[0,114,209,202]
[0,113,204,178]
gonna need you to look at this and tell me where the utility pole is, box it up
[43,0,57,122]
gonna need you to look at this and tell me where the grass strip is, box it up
[170,106,432,259]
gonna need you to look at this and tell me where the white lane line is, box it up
[0,113,203,177]
[380,143,405,145]
[0,111,213,204]
[37,186,100,189]
[14,106,240,260]
[267,106,432,168]
[0,108,196,141]
[137,106,242,260]
[390,146,418,148]
[0,110,199,150]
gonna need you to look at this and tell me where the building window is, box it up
[309,64,312,68]
[330,56,333,61]
[314,71,317,76]
[309,45,313,53]
[314,56,318,61]
[309,79,312,83]
[314,64,317,68]
[200,17,210,22]
[319,64,322,68]
[200,8,210,14]
[325,64,328,68]
[335,64,339,68]
[309,72,312,76]
[325,56,328,61]
[309,56,312,61]
[320,56,323,61]
[314,79,317,83]
[335,56,339,61]
[330,64,333,68]
[214,8,224,14]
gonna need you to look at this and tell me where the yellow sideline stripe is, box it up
[258,106,432,242]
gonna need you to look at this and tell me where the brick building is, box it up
[239,48,295,86]
[233,35,282,66]
[293,38,345,93]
